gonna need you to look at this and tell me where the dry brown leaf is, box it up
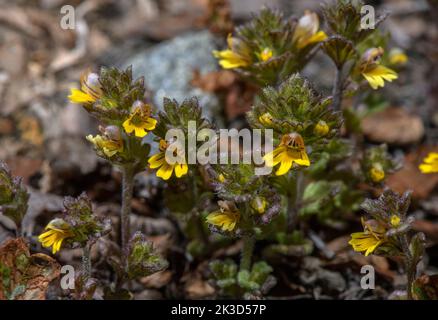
[386,146,438,199]
[362,107,424,145]
[140,270,172,289]
[0,238,60,300]
[185,277,215,299]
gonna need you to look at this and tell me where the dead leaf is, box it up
[0,238,60,300]
[386,146,438,199]
[185,277,215,299]
[362,107,424,145]
[140,270,172,289]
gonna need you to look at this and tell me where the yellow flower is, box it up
[38,218,73,254]
[259,48,273,62]
[359,47,398,90]
[213,34,252,69]
[259,112,273,126]
[206,201,240,232]
[87,125,123,158]
[122,102,157,138]
[68,71,102,104]
[369,163,385,182]
[251,196,267,215]
[148,139,188,180]
[313,120,329,136]
[263,133,310,176]
[349,218,387,256]
[293,10,327,49]
[419,152,438,173]
[390,215,401,227]
[389,48,408,65]
[218,173,226,183]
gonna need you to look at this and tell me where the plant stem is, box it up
[400,235,414,300]
[121,164,135,254]
[287,171,303,232]
[82,242,92,279]
[332,65,343,111]
[240,234,255,272]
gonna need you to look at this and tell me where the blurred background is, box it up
[0,0,437,299]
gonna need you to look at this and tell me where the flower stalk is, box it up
[240,234,255,272]
[120,164,135,253]
[82,242,92,279]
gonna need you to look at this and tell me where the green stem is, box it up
[332,65,343,111]
[82,242,92,279]
[240,235,255,272]
[121,164,135,253]
[287,171,303,232]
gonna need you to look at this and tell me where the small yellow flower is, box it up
[293,10,327,49]
[313,120,329,136]
[218,173,226,183]
[359,47,398,90]
[389,48,408,66]
[390,215,401,227]
[259,112,273,126]
[87,125,123,158]
[122,102,157,138]
[251,196,267,215]
[68,71,102,104]
[369,163,385,183]
[148,139,188,180]
[206,201,240,232]
[38,218,73,254]
[259,48,273,62]
[213,34,252,69]
[263,133,310,176]
[349,218,387,256]
[419,152,438,174]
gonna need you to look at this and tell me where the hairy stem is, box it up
[332,66,343,111]
[287,171,303,232]
[121,164,135,253]
[82,242,92,279]
[240,234,255,272]
[400,235,414,300]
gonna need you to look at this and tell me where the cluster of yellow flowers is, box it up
[213,10,327,70]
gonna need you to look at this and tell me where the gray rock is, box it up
[122,31,220,120]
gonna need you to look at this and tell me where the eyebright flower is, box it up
[359,47,398,90]
[259,48,273,62]
[349,218,387,256]
[263,133,310,176]
[68,71,102,104]
[122,101,157,138]
[313,120,329,136]
[293,10,327,49]
[419,152,438,174]
[369,163,385,183]
[148,139,188,180]
[213,34,252,69]
[86,125,123,158]
[389,48,408,66]
[206,201,240,232]
[251,196,267,215]
[38,218,73,254]
[259,112,274,126]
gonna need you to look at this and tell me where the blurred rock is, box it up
[122,31,219,120]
